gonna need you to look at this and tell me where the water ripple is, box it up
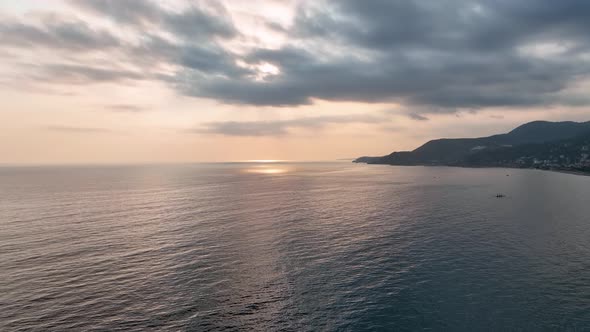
[1,164,590,331]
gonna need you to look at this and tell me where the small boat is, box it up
[496,194,506,198]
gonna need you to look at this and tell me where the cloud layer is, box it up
[2,0,590,114]
[193,114,386,136]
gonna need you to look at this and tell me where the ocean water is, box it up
[1,162,590,331]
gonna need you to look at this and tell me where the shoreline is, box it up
[358,162,590,177]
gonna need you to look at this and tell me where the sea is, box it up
[1,162,589,331]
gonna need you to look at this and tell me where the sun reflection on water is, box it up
[243,165,289,175]
[244,160,286,163]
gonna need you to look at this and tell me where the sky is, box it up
[1,0,590,164]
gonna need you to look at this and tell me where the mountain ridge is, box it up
[355,121,590,171]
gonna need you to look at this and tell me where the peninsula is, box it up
[355,121,590,174]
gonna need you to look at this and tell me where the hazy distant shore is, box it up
[365,163,590,177]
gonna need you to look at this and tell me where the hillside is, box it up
[355,121,590,171]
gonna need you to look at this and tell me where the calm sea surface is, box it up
[1,162,590,331]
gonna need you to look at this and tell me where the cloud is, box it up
[407,113,429,121]
[34,64,146,84]
[68,0,161,26]
[106,104,149,112]
[69,0,238,40]
[178,0,590,111]
[194,121,287,136]
[1,1,248,87]
[188,0,590,110]
[45,125,114,133]
[192,114,387,136]
[0,18,120,51]
[3,0,590,113]
[178,44,251,78]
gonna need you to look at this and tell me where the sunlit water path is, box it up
[1,163,589,331]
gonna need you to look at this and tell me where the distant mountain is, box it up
[355,121,590,171]
[499,121,590,145]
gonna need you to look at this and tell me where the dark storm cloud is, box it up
[178,45,251,78]
[123,34,250,79]
[162,5,237,40]
[69,0,160,26]
[193,114,386,136]
[1,1,245,85]
[3,0,590,112]
[294,0,590,53]
[188,45,577,109]
[182,0,590,111]
[69,0,238,40]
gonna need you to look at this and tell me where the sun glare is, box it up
[246,159,285,163]
[245,167,287,174]
[243,161,290,174]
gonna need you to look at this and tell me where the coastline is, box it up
[358,162,590,177]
